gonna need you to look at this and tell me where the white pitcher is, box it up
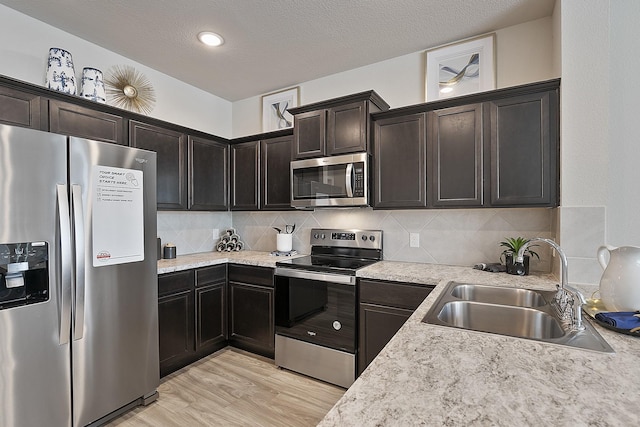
[597,245,640,311]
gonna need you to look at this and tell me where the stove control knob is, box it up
[361,235,367,241]
[320,233,326,239]
[313,233,319,239]
[369,236,376,242]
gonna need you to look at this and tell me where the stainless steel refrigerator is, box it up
[0,124,159,427]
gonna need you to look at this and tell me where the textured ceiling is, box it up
[0,0,555,101]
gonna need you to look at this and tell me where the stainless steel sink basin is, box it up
[449,283,546,307]
[422,281,614,353]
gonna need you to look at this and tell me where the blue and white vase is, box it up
[79,67,106,103]
[45,47,77,95]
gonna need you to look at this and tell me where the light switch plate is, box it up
[410,233,420,248]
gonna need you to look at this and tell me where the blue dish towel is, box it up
[595,311,640,330]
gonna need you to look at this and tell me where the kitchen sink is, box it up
[437,301,565,340]
[449,283,547,307]
[422,281,614,353]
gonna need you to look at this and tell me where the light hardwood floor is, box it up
[107,347,345,427]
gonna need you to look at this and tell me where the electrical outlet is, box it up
[410,233,420,248]
[212,228,219,240]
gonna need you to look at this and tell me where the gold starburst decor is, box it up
[104,65,156,114]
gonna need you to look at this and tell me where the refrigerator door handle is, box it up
[57,184,72,345]
[72,184,86,340]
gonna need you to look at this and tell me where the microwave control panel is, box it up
[353,164,365,197]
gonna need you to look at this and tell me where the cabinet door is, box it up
[488,90,558,206]
[261,135,293,210]
[196,283,227,351]
[130,120,188,210]
[158,271,195,377]
[49,100,125,144]
[189,136,229,211]
[327,101,367,155]
[429,104,484,207]
[195,265,227,353]
[358,303,412,375]
[230,140,260,210]
[0,85,45,130]
[293,109,326,159]
[373,113,427,208]
[228,282,274,357]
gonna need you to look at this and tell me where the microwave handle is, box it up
[345,163,354,197]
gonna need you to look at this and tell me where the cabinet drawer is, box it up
[359,279,433,310]
[158,270,194,296]
[228,264,273,287]
[195,264,226,287]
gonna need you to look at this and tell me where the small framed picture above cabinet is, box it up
[262,87,299,132]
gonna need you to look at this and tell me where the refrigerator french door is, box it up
[0,124,159,427]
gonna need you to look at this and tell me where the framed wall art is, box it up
[261,86,299,132]
[425,33,496,102]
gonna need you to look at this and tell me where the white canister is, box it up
[276,234,293,252]
[79,67,106,103]
[45,47,77,95]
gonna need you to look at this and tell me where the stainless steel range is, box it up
[274,228,383,388]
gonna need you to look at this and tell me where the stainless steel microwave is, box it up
[290,153,369,208]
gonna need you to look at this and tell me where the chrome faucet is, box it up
[516,238,586,330]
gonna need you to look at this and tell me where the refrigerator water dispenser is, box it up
[0,241,49,309]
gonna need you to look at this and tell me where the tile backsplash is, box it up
[157,208,555,272]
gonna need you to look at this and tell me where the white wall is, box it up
[232,17,555,137]
[0,4,232,137]
[608,0,640,246]
[556,0,610,285]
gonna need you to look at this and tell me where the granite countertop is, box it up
[157,250,305,274]
[321,260,640,426]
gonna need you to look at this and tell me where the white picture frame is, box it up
[261,87,299,132]
[425,34,496,102]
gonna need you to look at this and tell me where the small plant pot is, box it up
[505,253,530,275]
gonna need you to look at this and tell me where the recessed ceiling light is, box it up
[198,31,224,47]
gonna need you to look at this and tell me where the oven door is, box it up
[274,268,356,353]
[290,153,368,208]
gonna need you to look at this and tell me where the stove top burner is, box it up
[276,254,379,275]
[275,228,383,275]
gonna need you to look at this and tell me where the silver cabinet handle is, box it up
[56,184,72,345]
[345,163,354,198]
[71,184,85,340]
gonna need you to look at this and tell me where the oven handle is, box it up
[275,268,356,285]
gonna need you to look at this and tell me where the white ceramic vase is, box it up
[598,245,640,311]
[45,48,77,95]
[79,67,106,103]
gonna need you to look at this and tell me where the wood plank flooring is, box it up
[106,347,345,427]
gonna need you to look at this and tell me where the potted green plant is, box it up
[500,237,540,275]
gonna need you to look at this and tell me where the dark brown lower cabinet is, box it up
[358,279,434,375]
[228,264,275,358]
[158,265,227,377]
[158,270,195,377]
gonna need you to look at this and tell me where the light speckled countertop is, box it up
[157,250,305,274]
[159,254,639,425]
[320,260,640,426]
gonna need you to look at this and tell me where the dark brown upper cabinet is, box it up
[130,120,188,210]
[292,109,326,158]
[290,91,389,160]
[49,100,126,145]
[260,135,293,210]
[429,103,484,207]
[230,140,260,210]
[189,136,229,211]
[373,113,427,208]
[488,90,558,207]
[0,84,46,130]
[371,78,560,209]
